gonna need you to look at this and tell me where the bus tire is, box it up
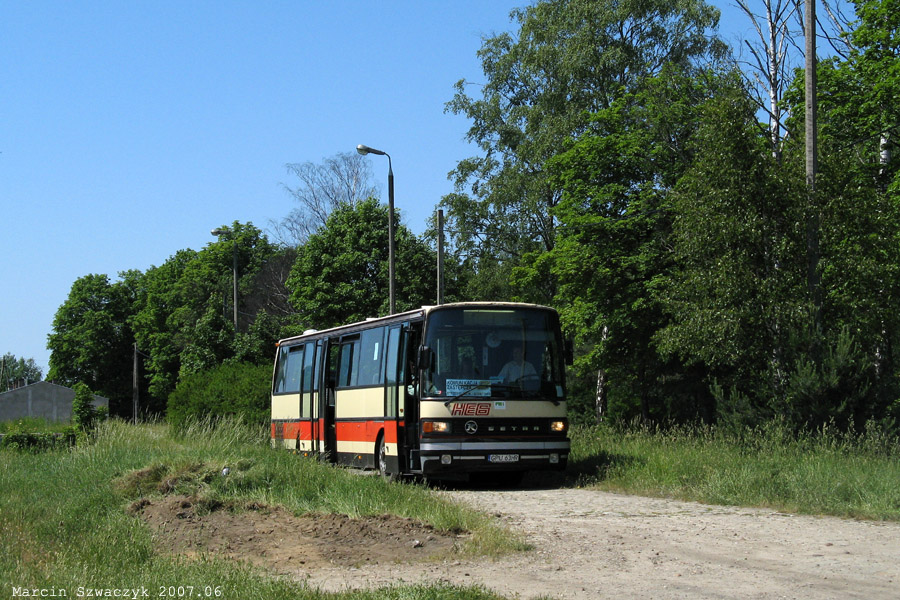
[376,434,397,482]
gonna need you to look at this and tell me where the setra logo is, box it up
[451,402,492,416]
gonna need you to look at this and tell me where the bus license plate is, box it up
[489,454,519,463]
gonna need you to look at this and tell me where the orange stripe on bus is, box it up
[273,419,403,444]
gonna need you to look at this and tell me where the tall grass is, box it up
[569,419,900,520]
[0,418,516,599]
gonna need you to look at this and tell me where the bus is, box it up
[270,302,570,481]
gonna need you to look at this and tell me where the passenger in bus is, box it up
[498,346,537,383]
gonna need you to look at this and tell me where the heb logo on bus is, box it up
[450,402,492,416]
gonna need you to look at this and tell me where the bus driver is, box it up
[498,346,537,383]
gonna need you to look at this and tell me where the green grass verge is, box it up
[568,420,900,520]
[0,416,75,434]
[0,418,520,599]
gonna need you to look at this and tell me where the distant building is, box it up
[0,381,108,423]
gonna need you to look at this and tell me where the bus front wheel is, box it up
[376,434,397,482]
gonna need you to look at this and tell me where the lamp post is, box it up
[211,226,238,337]
[356,144,395,314]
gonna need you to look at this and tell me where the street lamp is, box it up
[211,226,238,337]
[356,144,395,314]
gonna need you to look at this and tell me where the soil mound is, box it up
[128,495,461,573]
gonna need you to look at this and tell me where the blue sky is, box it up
[1,1,753,374]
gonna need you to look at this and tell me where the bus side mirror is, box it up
[565,338,574,366]
[418,346,433,370]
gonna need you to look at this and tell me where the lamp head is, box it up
[211,227,229,237]
[357,144,386,156]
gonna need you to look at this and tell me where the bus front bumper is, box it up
[417,439,570,474]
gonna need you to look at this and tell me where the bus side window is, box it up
[300,342,316,418]
[273,346,289,393]
[302,342,315,394]
[359,327,385,386]
[337,337,360,388]
[327,341,340,406]
[313,340,323,393]
[385,326,401,418]
[274,345,304,394]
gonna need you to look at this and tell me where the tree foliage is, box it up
[72,382,100,432]
[653,81,808,424]
[0,353,43,392]
[442,0,726,304]
[129,222,285,411]
[272,151,378,246]
[449,0,900,432]
[287,198,436,329]
[167,362,271,428]
[47,143,441,422]
[48,222,291,418]
[47,273,136,415]
[547,66,734,422]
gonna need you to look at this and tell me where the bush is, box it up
[72,382,99,431]
[167,362,271,428]
[0,430,76,452]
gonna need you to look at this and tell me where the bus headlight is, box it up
[423,421,450,434]
[550,420,567,433]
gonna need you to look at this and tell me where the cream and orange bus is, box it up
[271,302,570,482]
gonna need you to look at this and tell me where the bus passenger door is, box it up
[320,338,339,462]
[384,324,405,474]
[310,339,324,457]
[404,324,421,471]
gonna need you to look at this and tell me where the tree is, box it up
[0,353,43,392]
[442,0,726,303]
[271,151,378,246]
[653,17,900,430]
[130,222,285,411]
[847,0,900,181]
[130,250,197,410]
[735,0,801,156]
[777,0,900,425]
[547,67,737,423]
[654,82,807,426]
[287,198,436,328]
[47,273,136,415]
[48,223,292,419]
[71,382,99,432]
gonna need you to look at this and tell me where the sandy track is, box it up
[300,486,900,599]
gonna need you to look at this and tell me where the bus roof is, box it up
[276,301,556,346]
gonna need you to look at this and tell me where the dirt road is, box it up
[303,485,900,599]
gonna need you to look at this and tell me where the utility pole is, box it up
[132,344,151,424]
[805,0,822,356]
[437,209,445,305]
[211,227,239,339]
[805,0,817,192]
[133,344,139,424]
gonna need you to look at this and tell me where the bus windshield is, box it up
[422,307,565,401]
